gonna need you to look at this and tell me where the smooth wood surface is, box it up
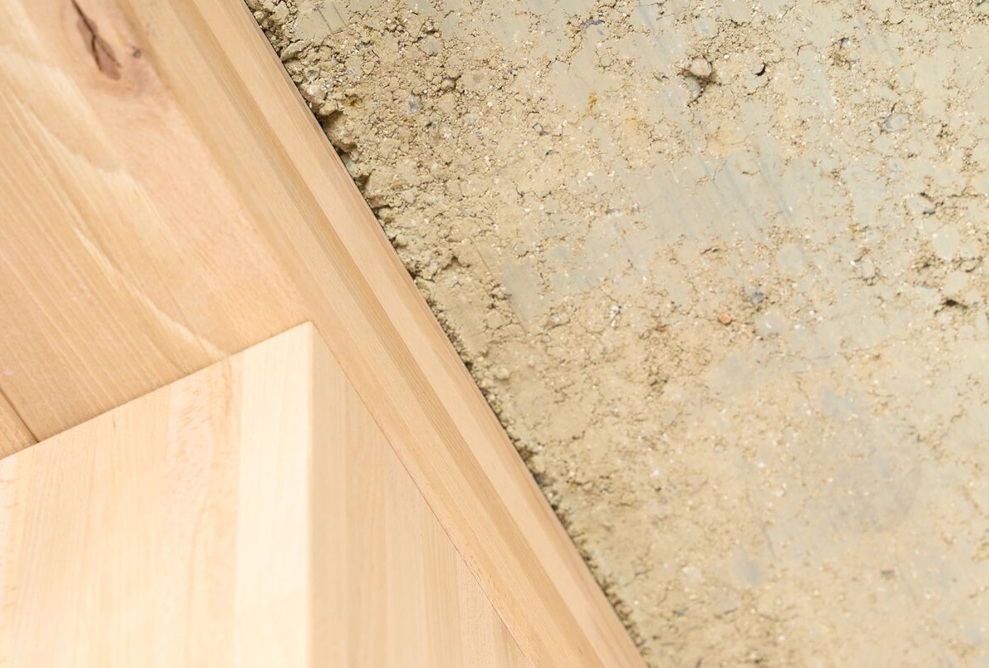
[0,2,644,665]
[311,330,529,668]
[0,324,529,667]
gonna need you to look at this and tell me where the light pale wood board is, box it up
[311,326,530,668]
[0,2,644,665]
[0,324,530,667]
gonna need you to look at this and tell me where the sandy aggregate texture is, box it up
[247,0,989,665]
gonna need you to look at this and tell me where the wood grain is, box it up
[311,327,529,668]
[0,392,33,458]
[0,1,644,665]
[0,0,305,435]
[0,324,529,667]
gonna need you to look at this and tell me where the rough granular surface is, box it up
[249,0,989,664]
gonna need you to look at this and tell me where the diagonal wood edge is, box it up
[0,1,645,666]
[308,322,532,667]
[138,4,644,664]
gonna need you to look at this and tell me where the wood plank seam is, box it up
[307,322,537,663]
[0,387,36,458]
[0,323,532,666]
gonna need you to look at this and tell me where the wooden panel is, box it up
[0,338,241,666]
[0,324,528,667]
[0,1,644,665]
[0,0,306,437]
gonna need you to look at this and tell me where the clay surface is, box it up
[249,0,989,664]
